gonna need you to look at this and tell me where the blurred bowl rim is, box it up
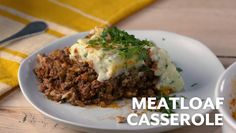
[215,62,236,130]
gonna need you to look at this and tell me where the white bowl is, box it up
[216,62,236,133]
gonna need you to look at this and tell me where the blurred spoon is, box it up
[0,21,48,44]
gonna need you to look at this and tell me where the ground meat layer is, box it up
[34,48,160,107]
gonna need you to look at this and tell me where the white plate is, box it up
[18,30,225,133]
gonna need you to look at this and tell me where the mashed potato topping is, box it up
[70,27,184,92]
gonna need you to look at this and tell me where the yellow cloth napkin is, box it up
[0,0,154,97]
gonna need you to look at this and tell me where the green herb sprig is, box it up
[88,27,153,61]
[156,95,180,118]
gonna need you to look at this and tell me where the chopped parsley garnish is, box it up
[179,95,188,99]
[165,64,168,69]
[88,27,153,61]
[100,87,106,93]
[176,67,183,72]
[83,53,88,57]
[191,83,198,87]
[147,95,186,118]
[156,95,180,118]
[170,80,175,84]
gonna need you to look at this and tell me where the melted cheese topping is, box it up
[69,27,184,92]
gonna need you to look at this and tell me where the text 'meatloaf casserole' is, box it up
[34,27,184,107]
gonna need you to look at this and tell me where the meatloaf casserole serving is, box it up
[34,27,184,107]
